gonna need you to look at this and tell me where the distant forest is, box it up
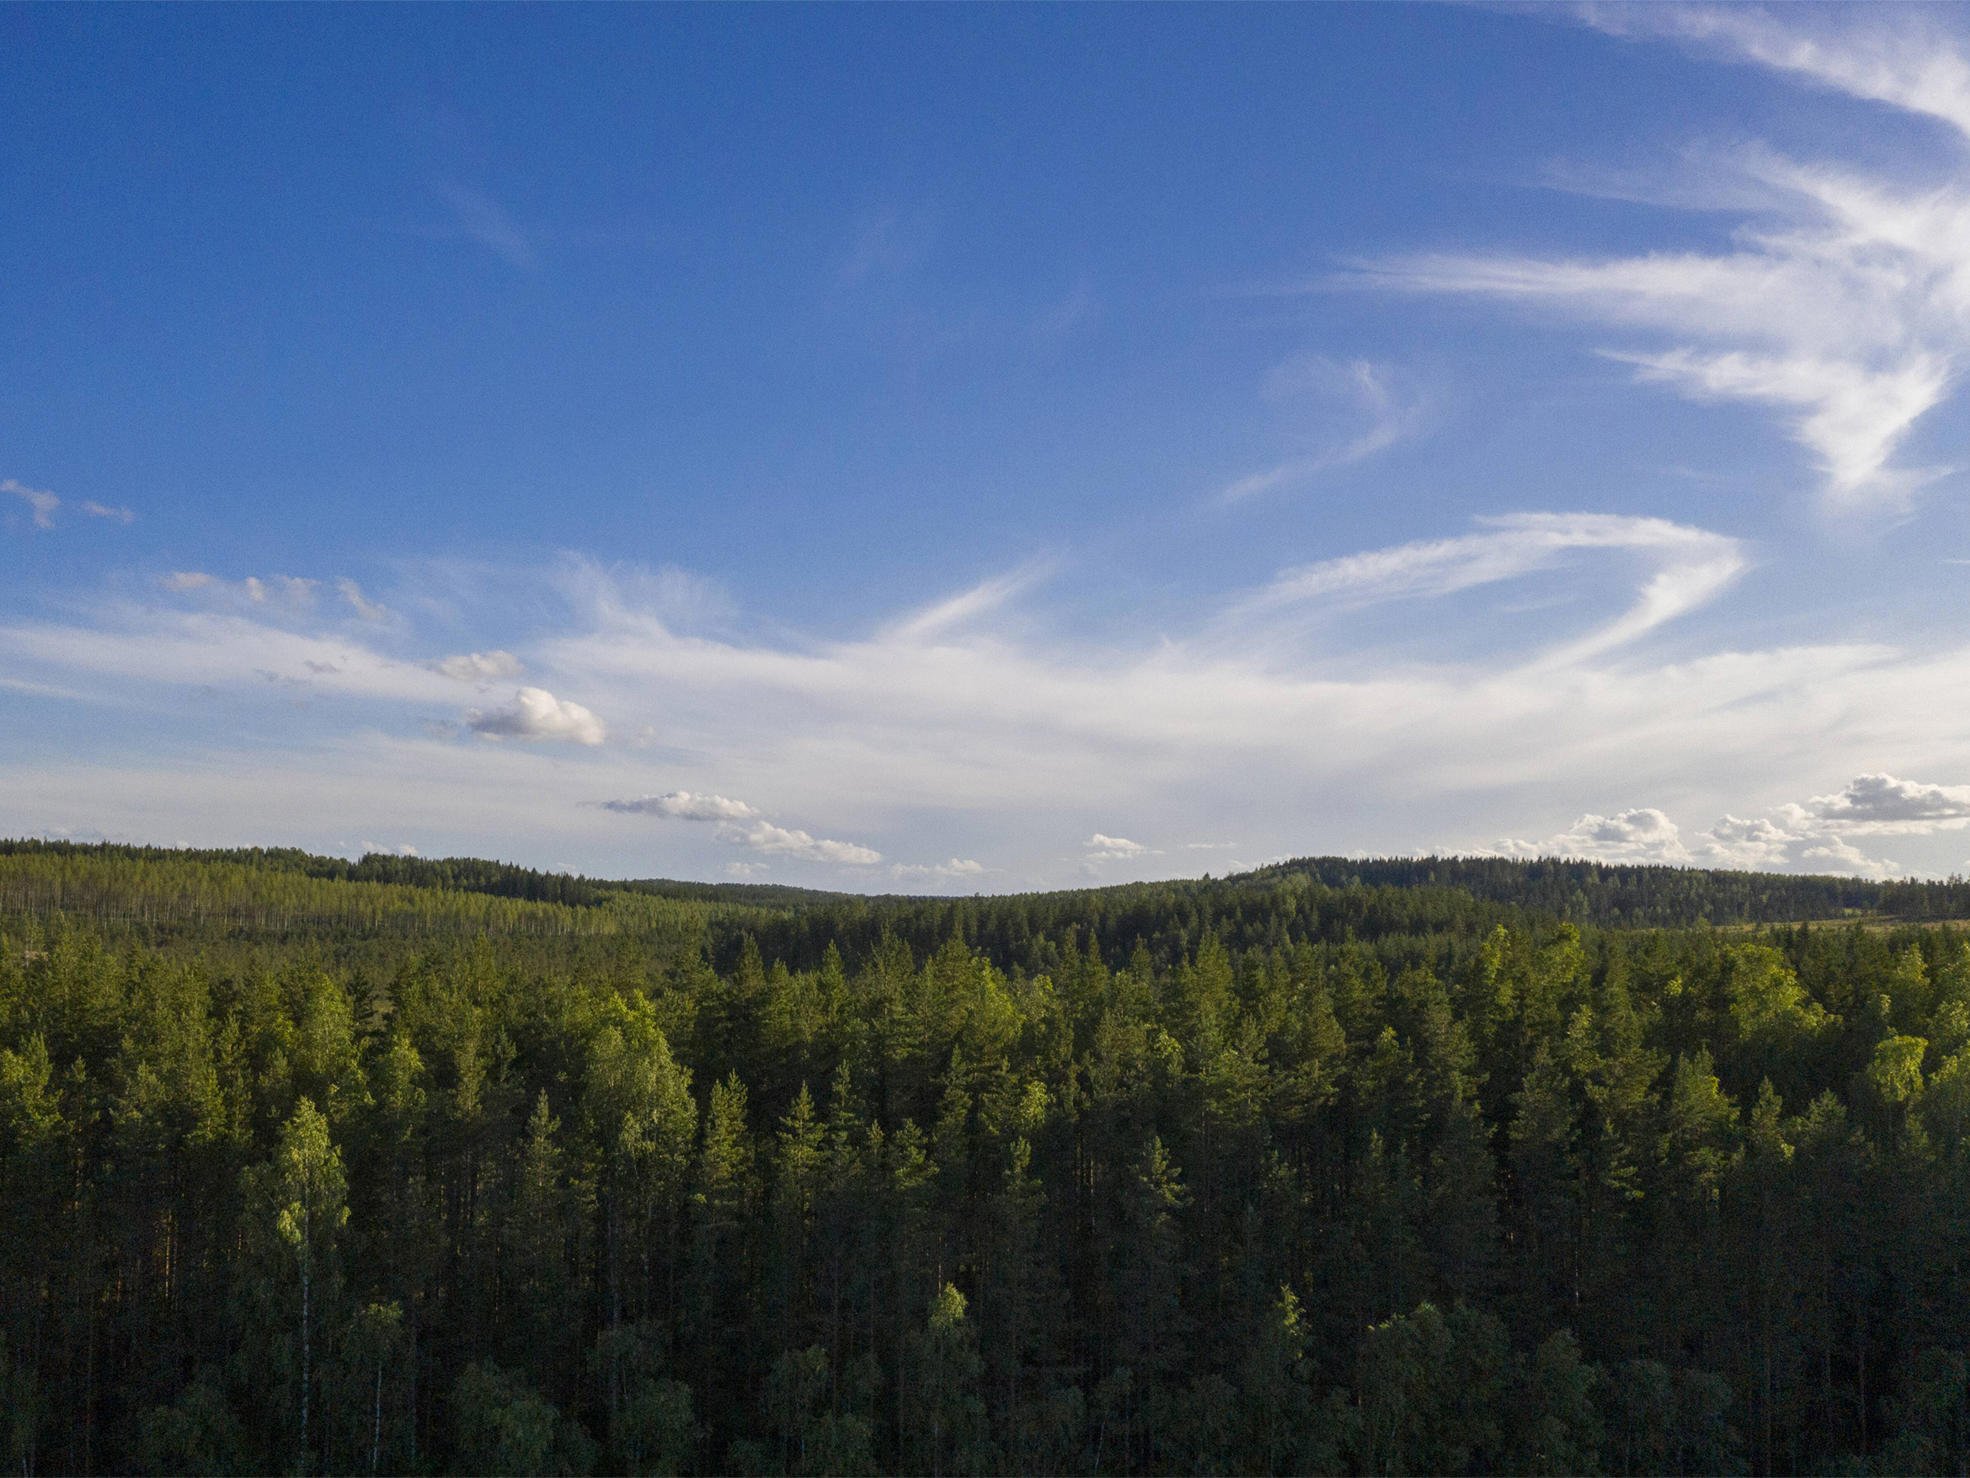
[5,840,1970,1473]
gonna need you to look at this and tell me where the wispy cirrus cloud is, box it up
[434,181,535,269]
[882,559,1057,644]
[1226,511,1746,666]
[1218,358,1427,503]
[1577,3,1970,139]
[1348,8,1970,514]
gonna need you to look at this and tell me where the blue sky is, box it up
[10,2,1970,888]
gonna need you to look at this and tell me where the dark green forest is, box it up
[8,840,1970,1474]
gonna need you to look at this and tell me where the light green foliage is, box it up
[1866,1033,1928,1108]
[1723,944,1829,1043]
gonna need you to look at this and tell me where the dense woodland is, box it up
[8,841,1970,1473]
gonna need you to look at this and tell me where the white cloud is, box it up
[602,787,886,872]
[725,819,880,866]
[1798,835,1903,878]
[1703,813,1796,869]
[337,579,390,622]
[1352,10,1970,513]
[1219,357,1428,502]
[1230,512,1745,665]
[79,500,134,524]
[1086,832,1151,859]
[1500,808,1694,865]
[1502,773,1968,876]
[1579,4,1970,141]
[241,575,317,609]
[1792,771,1970,833]
[162,571,331,613]
[465,687,607,746]
[361,841,420,857]
[602,790,761,821]
[4,480,59,529]
[432,650,524,684]
[1615,346,1953,509]
[884,561,1055,643]
[18,525,1970,887]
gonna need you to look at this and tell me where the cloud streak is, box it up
[602,791,761,821]
[4,481,136,531]
[1351,9,1970,513]
[1228,511,1746,665]
[5,480,61,530]
[1219,358,1428,502]
[435,181,535,269]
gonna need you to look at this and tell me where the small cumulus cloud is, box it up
[162,571,216,592]
[602,791,762,821]
[1499,771,1966,876]
[600,784,878,865]
[1799,835,1904,877]
[79,500,134,524]
[432,650,524,684]
[466,686,607,745]
[1704,814,1796,869]
[1499,808,1694,865]
[728,819,880,866]
[1789,772,1970,833]
[361,841,421,857]
[1086,832,1153,859]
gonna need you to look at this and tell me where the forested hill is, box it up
[6,836,1970,944]
[12,839,1970,1473]
[0,839,845,913]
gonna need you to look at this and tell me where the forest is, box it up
[5,839,1970,1474]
